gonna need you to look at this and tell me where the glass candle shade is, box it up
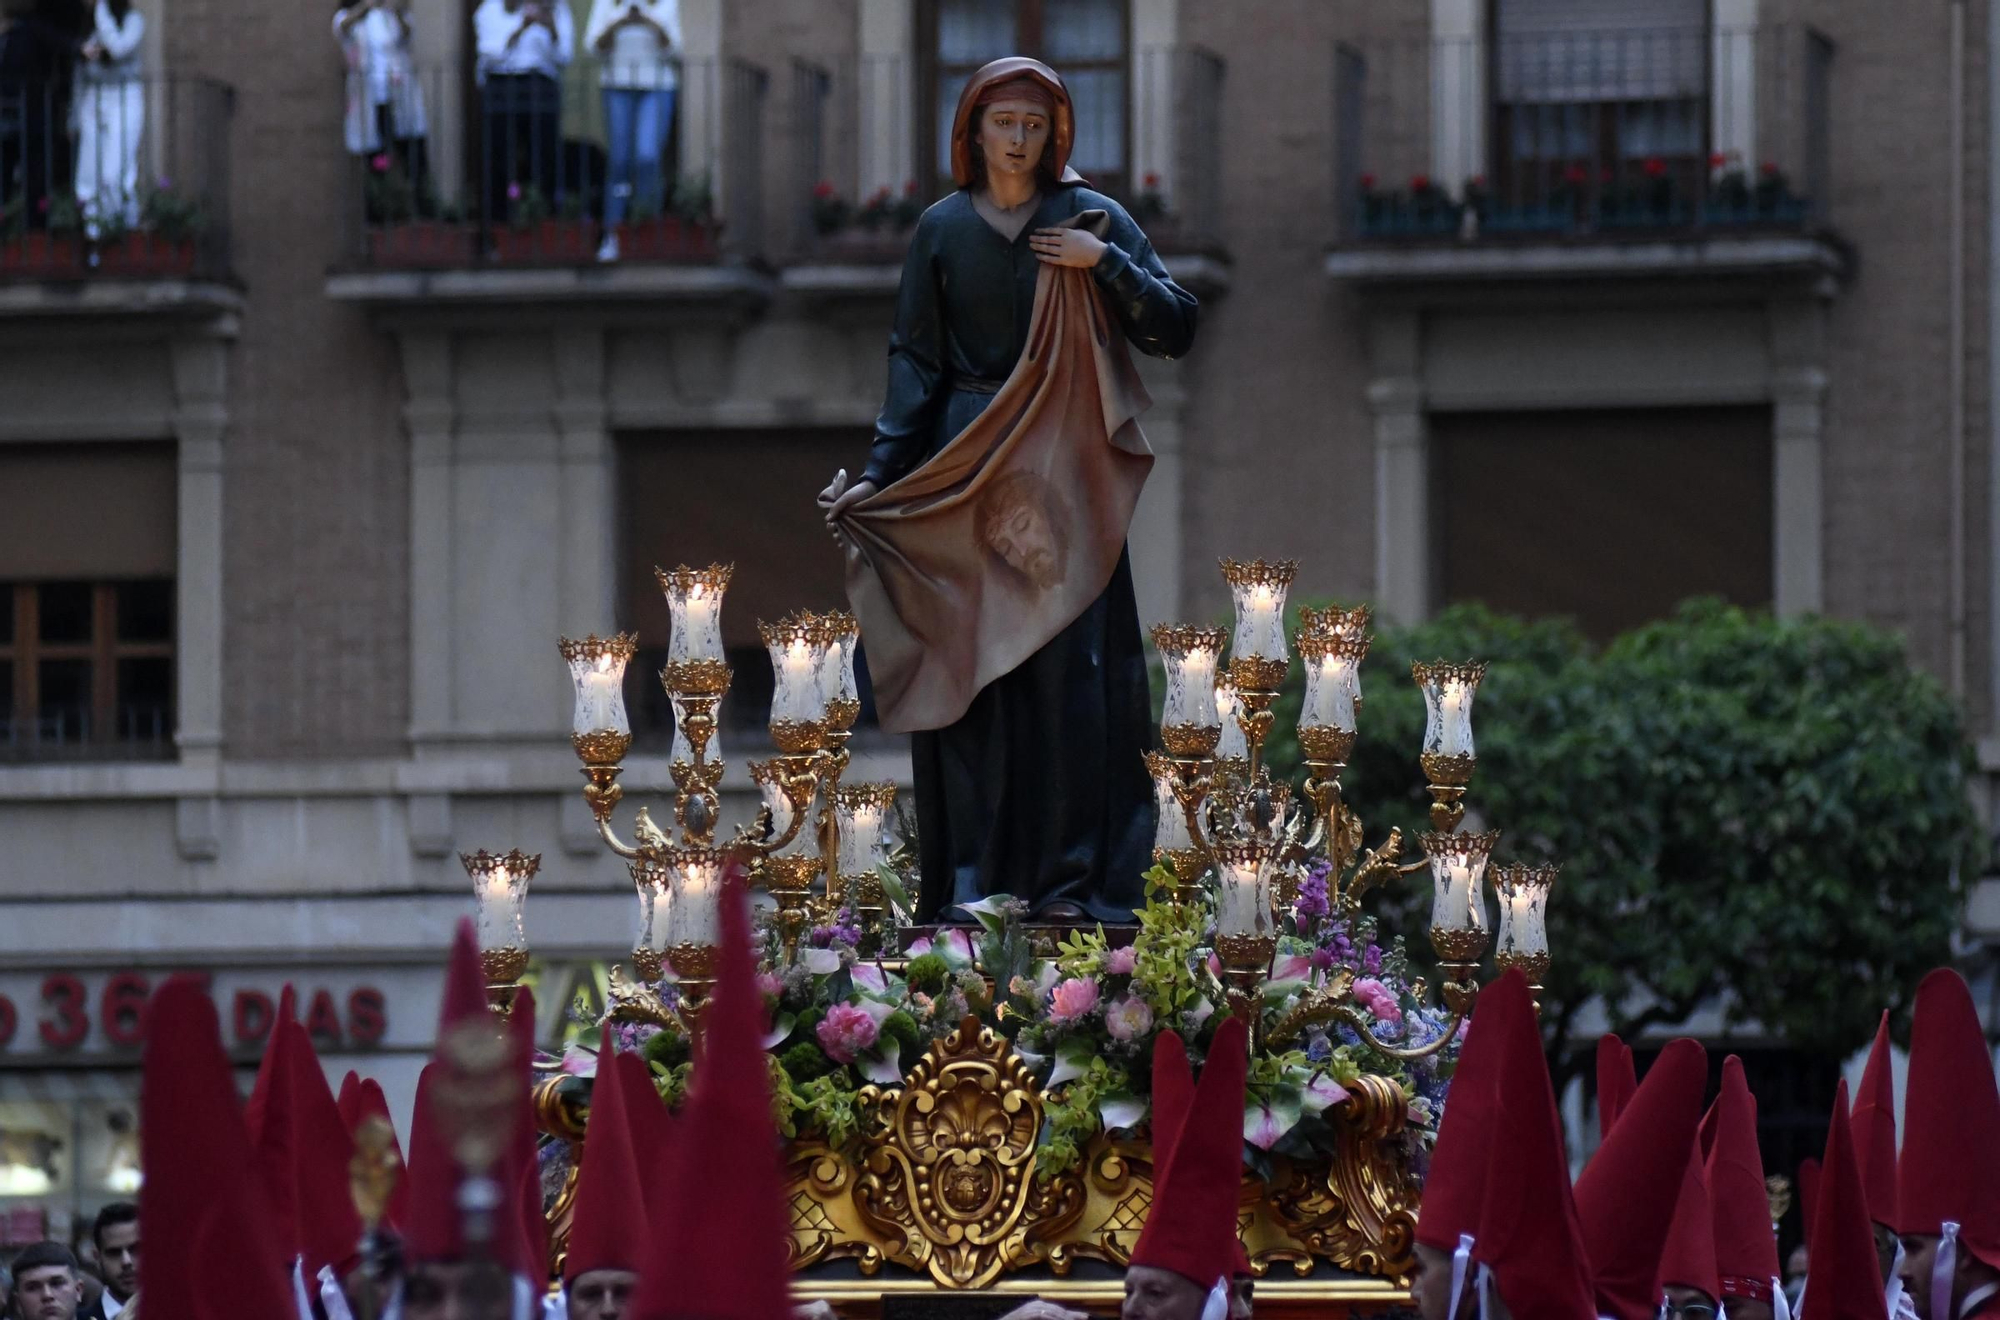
[657,564,732,690]
[559,634,638,761]
[1151,624,1226,757]
[664,846,729,950]
[1214,672,1249,764]
[1145,749,1196,852]
[461,849,539,968]
[1212,839,1278,939]
[1300,602,1372,647]
[1219,558,1298,665]
[762,615,831,752]
[818,612,862,731]
[1298,632,1367,762]
[629,857,671,977]
[1415,661,1487,762]
[833,783,896,880]
[1421,830,1499,939]
[1492,863,1556,964]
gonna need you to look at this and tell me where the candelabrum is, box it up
[461,849,539,1016]
[1147,558,1559,1055]
[559,564,896,1032]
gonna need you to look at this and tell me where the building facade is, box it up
[2,0,1997,1240]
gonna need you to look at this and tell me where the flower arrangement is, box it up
[565,869,1456,1184]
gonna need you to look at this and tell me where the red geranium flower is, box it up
[1759,160,1781,176]
[904,179,919,194]
[1410,173,1431,191]
[1358,173,1377,189]
[1143,171,1161,188]
[1708,151,1728,170]
[1642,156,1667,177]
[812,179,837,199]
[1563,164,1589,185]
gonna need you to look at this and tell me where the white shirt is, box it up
[474,0,574,80]
[336,7,413,107]
[77,0,144,83]
[102,1291,126,1319]
[582,0,681,90]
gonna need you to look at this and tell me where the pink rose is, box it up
[1104,996,1153,1041]
[816,1002,880,1064]
[1353,977,1403,1025]
[1047,977,1101,1025]
[1103,945,1138,976]
[756,971,784,999]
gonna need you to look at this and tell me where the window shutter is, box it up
[1496,0,1708,104]
[0,443,177,580]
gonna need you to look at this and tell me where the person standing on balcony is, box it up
[582,0,677,263]
[72,0,144,239]
[0,0,85,227]
[335,0,429,210]
[473,0,572,229]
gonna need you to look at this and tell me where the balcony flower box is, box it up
[617,216,719,263]
[0,232,83,277]
[368,221,477,268]
[96,232,198,276]
[493,219,596,265]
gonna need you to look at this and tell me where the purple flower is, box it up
[1047,977,1101,1025]
[155,175,172,190]
[1361,943,1384,975]
[1103,945,1138,976]
[1294,861,1332,921]
[370,152,391,173]
[1309,947,1337,973]
[816,1002,879,1064]
[1104,996,1153,1041]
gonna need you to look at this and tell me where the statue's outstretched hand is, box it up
[820,469,878,527]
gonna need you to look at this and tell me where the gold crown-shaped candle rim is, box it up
[1298,726,1357,763]
[1490,861,1560,897]
[1210,837,1279,871]
[558,632,639,665]
[460,848,543,882]
[1218,557,1299,589]
[1411,659,1489,690]
[833,782,897,812]
[1299,602,1372,642]
[1228,655,1290,692]
[654,563,735,597]
[662,658,732,695]
[1297,625,1371,663]
[1149,623,1227,658]
[627,856,670,891]
[759,611,835,649]
[667,942,721,979]
[1417,828,1502,863]
[664,842,733,871]
[819,609,860,641]
[1160,723,1223,757]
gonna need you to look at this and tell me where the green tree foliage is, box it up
[1264,598,1983,1089]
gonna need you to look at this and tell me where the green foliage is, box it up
[1038,1055,1130,1180]
[1130,866,1220,1028]
[880,1010,922,1055]
[1291,597,1982,1085]
[1053,925,1111,978]
[643,1025,691,1070]
[904,953,949,995]
[651,1059,693,1107]
[779,1040,837,1084]
[786,1073,866,1149]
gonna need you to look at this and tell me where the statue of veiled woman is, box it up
[821,57,1199,923]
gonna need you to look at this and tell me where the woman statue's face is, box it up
[975,97,1051,183]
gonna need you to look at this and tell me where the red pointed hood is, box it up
[252,1019,362,1279]
[1895,969,2000,1268]
[1131,1015,1251,1294]
[1802,1082,1890,1320]
[138,977,297,1320]
[1472,970,1597,1320]
[1576,1038,1710,1320]
[405,920,534,1272]
[243,983,298,1147]
[1705,1056,1780,1303]
[1659,1140,1722,1303]
[1850,1013,1899,1231]
[337,1069,363,1130]
[1150,1032,1252,1278]
[1415,979,1515,1252]
[350,1076,411,1231]
[1598,1034,1638,1142]
[631,878,795,1320]
[566,1025,653,1284]
[1798,1159,1821,1247]
[611,1047,677,1229]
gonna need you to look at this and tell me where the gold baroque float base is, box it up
[778,1018,1420,1290]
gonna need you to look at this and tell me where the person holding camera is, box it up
[472,0,572,226]
[582,0,678,261]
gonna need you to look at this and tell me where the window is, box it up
[0,443,177,762]
[617,429,883,749]
[924,0,1130,197]
[1491,0,1709,194]
[1431,407,1772,643]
